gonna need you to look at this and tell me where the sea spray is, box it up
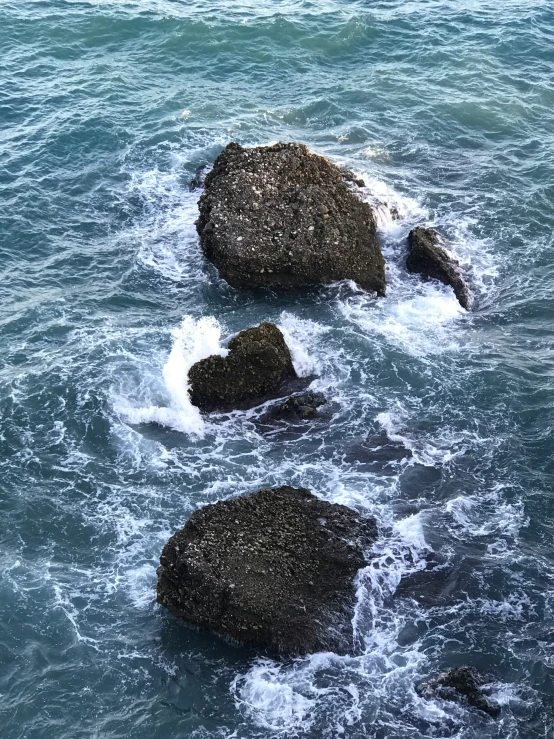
[277,311,327,378]
[362,175,426,232]
[117,315,226,436]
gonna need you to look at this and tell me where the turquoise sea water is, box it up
[2,1,554,737]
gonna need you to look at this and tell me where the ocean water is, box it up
[1,0,554,737]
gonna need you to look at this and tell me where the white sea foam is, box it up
[125,166,205,284]
[116,315,225,436]
[332,156,425,232]
[361,175,426,232]
[346,163,500,310]
[334,171,468,358]
[277,311,327,377]
[362,145,385,159]
[338,281,464,358]
[52,577,100,648]
[356,511,431,631]
[125,562,158,610]
[441,217,500,303]
[375,409,416,453]
[376,407,494,469]
[446,486,528,541]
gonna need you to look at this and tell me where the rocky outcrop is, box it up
[196,142,386,294]
[407,227,471,310]
[417,667,500,717]
[156,486,378,655]
[188,322,297,412]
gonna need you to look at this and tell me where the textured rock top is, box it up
[196,142,386,294]
[157,486,378,655]
[188,322,297,412]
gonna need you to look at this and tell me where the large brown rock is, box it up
[157,486,377,655]
[188,322,297,412]
[407,227,471,310]
[196,142,386,294]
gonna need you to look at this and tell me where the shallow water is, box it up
[1,1,554,737]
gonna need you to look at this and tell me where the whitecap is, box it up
[361,174,427,232]
[277,311,328,378]
[232,659,317,733]
[115,315,226,436]
[338,282,464,358]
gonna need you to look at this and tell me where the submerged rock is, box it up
[188,322,297,412]
[156,485,378,655]
[345,430,413,469]
[189,164,209,191]
[395,555,466,608]
[260,390,327,423]
[407,227,471,310]
[417,667,500,717]
[196,142,386,294]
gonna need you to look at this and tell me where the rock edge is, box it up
[407,227,471,310]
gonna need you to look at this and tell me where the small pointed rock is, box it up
[407,227,471,310]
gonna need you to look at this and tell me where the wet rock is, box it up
[189,164,209,191]
[417,667,500,717]
[157,485,378,655]
[188,322,297,412]
[345,430,413,470]
[339,166,366,189]
[407,227,471,310]
[196,142,386,294]
[260,391,327,422]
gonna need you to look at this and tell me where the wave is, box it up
[115,315,226,436]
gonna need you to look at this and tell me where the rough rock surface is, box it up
[417,667,500,717]
[157,486,378,655]
[196,142,386,294]
[188,322,297,412]
[407,227,471,310]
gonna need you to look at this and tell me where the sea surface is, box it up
[1,1,554,737]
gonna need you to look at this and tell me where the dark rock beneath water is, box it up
[407,227,471,310]
[196,142,386,294]
[188,322,297,412]
[157,486,378,655]
[260,391,327,422]
[395,558,461,607]
[396,549,486,609]
[417,667,500,717]
[345,430,413,470]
